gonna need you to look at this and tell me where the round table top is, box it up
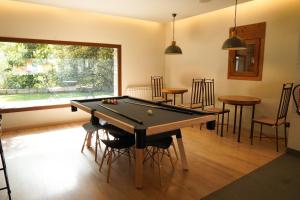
[162,88,188,94]
[218,95,261,105]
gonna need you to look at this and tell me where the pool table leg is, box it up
[176,130,188,171]
[135,148,144,189]
[135,130,146,189]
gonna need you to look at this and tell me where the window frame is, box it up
[0,37,122,113]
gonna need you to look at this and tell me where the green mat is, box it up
[202,154,300,200]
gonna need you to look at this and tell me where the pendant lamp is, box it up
[222,0,247,50]
[165,13,182,54]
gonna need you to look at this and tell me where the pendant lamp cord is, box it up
[172,14,176,41]
[234,0,237,32]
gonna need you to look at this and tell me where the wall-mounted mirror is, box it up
[227,22,266,81]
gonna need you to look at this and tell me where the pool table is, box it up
[71,96,215,188]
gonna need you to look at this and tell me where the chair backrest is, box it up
[276,83,294,122]
[292,84,300,115]
[151,76,164,100]
[202,78,215,108]
[190,78,204,108]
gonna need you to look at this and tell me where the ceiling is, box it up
[13,0,252,22]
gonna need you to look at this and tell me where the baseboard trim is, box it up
[287,148,300,157]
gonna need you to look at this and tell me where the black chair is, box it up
[81,122,108,162]
[98,125,135,183]
[151,76,172,103]
[144,135,175,185]
[202,79,230,134]
[251,83,293,152]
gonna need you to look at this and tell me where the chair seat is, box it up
[204,107,230,114]
[253,116,285,126]
[152,97,173,103]
[82,122,103,132]
[101,138,135,149]
[103,124,134,139]
[178,103,203,109]
[146,136,173,149]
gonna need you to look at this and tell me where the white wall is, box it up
[0,0,165,130]
[164,0,300,150]
[1,0,300,151]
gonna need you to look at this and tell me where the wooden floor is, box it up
[0,122,284,200]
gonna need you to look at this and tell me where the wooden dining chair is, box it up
[202,79,230,134]
[177,78,203,109]
[189,78,205,109]
[292,84,300,115]
[151,76,172,103]
[251,83,293,152]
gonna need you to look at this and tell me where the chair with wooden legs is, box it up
[81,122,109,162]
[251,83,293,152]
[202,79,230,134]
[144,135,175,186]
[151,76,172,104]
[99,125,135,183]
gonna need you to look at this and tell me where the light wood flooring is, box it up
[0,122,284,200]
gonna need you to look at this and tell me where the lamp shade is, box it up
[165,41,182,54]
[222,0,247,50]
[222,35,247,50]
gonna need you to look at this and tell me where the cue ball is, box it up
[147,109,153,115]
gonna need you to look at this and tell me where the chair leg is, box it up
[226,112,229,132]
[95,131,101,162]
[260,124,263,141]
[107,149,113,183]
[167,149,175,169]
[284,123,287,147]
[99,146,108,172]
[276,126,279,152]
[216,114,220,135]
[81,132,89,153]
[105,130,110,140]
[171,141,178,160]
[150,147,155,168]
[251,121,255,145]
[156,148,162,187]
[127,148,131,165]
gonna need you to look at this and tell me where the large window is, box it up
[0,37,121,109]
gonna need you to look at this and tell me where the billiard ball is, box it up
[147,109,153,115]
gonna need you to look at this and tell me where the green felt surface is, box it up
[72,96,211,129]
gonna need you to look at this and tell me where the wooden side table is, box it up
[218,96,261,142]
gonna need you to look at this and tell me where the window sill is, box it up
[0,96,112,113]
[0,101,70,113]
